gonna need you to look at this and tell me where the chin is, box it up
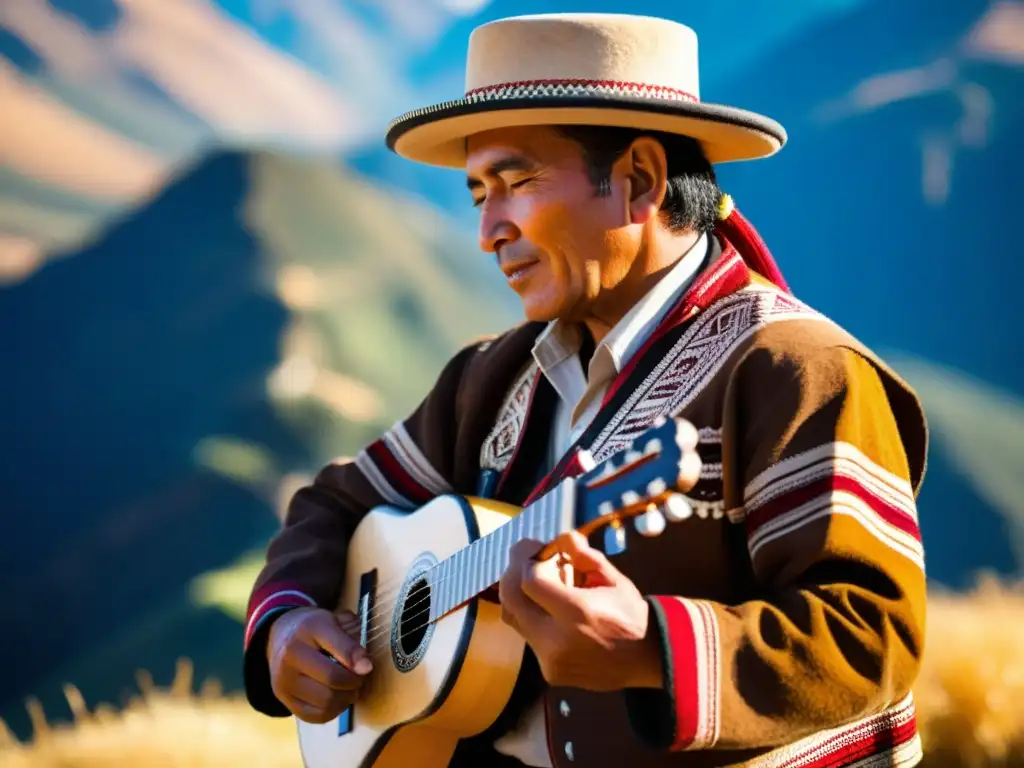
[519,297,564,324]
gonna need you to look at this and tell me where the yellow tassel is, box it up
[717,193,735,220]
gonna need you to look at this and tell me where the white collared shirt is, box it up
[533,232,709,468]
[493,233,710,768]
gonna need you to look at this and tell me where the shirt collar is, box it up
[531,232,710,391]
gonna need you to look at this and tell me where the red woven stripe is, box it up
[366,440,433,505]
[466,77,698,103]
[651,596,701,750]
[783,711,918,768]
[746,475,921,541]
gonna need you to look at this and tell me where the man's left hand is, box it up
[498,530,663,692]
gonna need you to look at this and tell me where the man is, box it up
[243,13,929,768]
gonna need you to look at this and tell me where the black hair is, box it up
[553,125,721,234]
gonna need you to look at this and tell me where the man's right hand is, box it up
[267,607,373,724]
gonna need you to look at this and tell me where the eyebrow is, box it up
[466,156,537,190]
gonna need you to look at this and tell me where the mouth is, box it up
[500,259,539,283]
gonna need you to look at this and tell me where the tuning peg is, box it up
[646,478,667,497]
[634,504,667,537]
[674,419,700,452]
[620,490,641,508]
[643,438,663,456]
[604,522,627,555]
[662,493,692,522]
[622,449,643,465]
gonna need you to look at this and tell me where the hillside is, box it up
[0,149,518,739]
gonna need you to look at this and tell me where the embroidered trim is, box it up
[382,421,451,496]
[355,446,414,508]
[698,426,722,444]
[466,78,698,104]
[590,286,824,463]
[654,596,721,751]
[748,694,921,768]
[744,442,924,570]
[356,422,453,509]
[745,442,916,513]
[480,361,540,473]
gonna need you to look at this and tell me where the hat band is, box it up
[465,78,699,104]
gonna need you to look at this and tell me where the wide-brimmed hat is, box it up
[385,13,787,168]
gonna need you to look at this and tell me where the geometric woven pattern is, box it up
[466,77,698,104]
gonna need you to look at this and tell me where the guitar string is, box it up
[342,493,560,639]
[356,531,520,646]
[359,491,567,649]
[359,505,667,653]
[358,541,565,663]
[334,511,522,631]
[359,557,505,651]
[332,496,545,631]
[355,490,566,643]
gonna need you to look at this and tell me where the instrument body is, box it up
[296,417,699,768]
[297,495,525,768]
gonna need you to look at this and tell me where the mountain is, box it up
[0,148,518,739]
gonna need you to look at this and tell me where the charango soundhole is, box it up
[391,553,437,673]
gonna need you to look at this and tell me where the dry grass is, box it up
[2,578,1023,767]
[0,660,301,768]
[915,576,1024,767]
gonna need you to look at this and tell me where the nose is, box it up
[478,202,519,255]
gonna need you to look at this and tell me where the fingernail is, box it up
[354,656,373,675]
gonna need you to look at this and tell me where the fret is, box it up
[547,486,560,540]
[428,480,583,622]
[471,537,483,596]
[428,565,438,622]
[439,561,449,621]
[495,520,506,581]
[454,548,465,611]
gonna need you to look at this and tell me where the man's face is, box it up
[466,126,636,324]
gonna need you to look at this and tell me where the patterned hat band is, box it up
[465,78,699,105]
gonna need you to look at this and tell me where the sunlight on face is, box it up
[465,126,633,323]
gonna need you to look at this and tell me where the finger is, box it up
[554,531,619,581]
[288,672,337,711]
[288,671,357,721]
[289,641,366,691]
[520,558,588,623]
[499,561,552,637]
[507,538,544,569]
[286,683,353,725]
[305,615,373,675]
[334,610,361,638]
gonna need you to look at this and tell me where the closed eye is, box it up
[471,177,535,208]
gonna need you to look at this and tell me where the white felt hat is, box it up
[386,13,787,168]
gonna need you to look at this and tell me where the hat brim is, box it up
[386,95,787,168]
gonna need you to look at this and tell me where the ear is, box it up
[621,136,669,226]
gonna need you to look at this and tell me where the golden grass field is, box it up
[2,577,1022,768]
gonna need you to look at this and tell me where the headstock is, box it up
[574,416,701,550]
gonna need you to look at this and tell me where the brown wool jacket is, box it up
[243,236,929,768]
